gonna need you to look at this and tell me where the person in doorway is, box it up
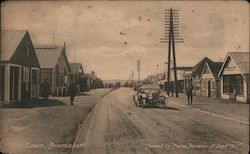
[68,80,77,105]
[186,83,193,105]
[40,79,50,104]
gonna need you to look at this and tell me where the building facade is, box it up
[218,52,249,103]
[69,63,84,92]
[184,57,213,96]
[34,43,71,96]
[200,61,222,98]
[1,30,40,104]
[84,73,92,91]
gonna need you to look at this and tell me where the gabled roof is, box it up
[211,62,223,77]
[34,45,71,71]
[218,52,249,76]
[69,63,84,74]
[202,61,223,80]
[186,57,213,78]
[229,52,249,74]
[1,30,27,61]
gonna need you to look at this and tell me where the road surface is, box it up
[72,88,249,154]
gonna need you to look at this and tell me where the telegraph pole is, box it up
[137,60,140,83]
[160,8,183,97]
[171,13,178,97]
[156,64,159,83]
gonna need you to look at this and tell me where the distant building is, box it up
[34,43,71,96]
[170,66,192,92]
[83,73,92,91]
[1,30,40,104]
[184,57,214,96]
[90,71,97,89]
[92,78,103,89]
[144,75,156,83]
[200,61,223,98]
[69,63,84,92]
[218,52,249,103]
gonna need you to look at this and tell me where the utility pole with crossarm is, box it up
[160,8,183,98]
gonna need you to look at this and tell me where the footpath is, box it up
[0,88,111,154]
[168,93,249,125]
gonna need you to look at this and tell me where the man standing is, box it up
[186,83,193,105]
[68,81,77,105]
[40,79,50,104]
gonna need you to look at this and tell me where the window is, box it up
[64,76,68,85]
[235,75,243,95]
[223,75,230,94]
[202,81,206,90]
[223,75,243,95]
[229,75,236,93]
[23,66,30,83]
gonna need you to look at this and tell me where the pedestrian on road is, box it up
[170,82,174,97]
[40,79,50,104]
[68,80,77,105]
[186,83,193,105]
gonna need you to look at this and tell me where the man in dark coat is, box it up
[68,81,77,105]
[186,83,193,105]
[40,79,50,104]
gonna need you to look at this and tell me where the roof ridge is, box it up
[34,45,58,49]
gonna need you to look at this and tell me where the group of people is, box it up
[40,79,77,105]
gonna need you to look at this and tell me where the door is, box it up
[208,81,211,97]
[21,66,31,101]
[10,66,19,101]
[32,69,39,98]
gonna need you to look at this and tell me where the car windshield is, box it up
[141,84,160,93]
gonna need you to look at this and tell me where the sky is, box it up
[1,1,249,80]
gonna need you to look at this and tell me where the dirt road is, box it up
[72,88,249,154]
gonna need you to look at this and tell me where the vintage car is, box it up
[133,82,143,91]
[133,84,167,108]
